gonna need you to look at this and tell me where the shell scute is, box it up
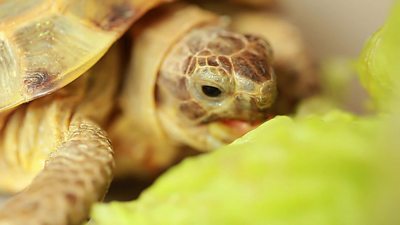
[24,70,54,95]
[0,0,168,111]
[11,14,114,99]
[64,0,136,31]
[0,37,20,105]
[0,0,47,23]
[99,3,135,31]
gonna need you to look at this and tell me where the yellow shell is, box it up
[0,0,168,111]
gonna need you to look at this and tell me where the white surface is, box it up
[280,0,394,59]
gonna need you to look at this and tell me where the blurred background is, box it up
[276,0,394,114]
[280,0,393,59]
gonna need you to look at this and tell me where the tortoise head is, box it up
[156,26,276,151]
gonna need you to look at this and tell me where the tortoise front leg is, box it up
[0,118,114,225]
[0,44,121,225]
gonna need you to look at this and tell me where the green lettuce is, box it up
[358,1,400,111]
[90,1,400,224]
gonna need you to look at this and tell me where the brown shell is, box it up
[0,0,170,111]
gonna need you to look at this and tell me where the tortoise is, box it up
[0,0,317,224]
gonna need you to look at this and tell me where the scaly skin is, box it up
[0,119,114,225]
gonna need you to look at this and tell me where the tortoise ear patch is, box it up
[179,101,206,120]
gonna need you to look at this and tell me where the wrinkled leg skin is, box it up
[0,120,114,225]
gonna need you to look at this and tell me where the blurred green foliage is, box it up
[358,1,400,111]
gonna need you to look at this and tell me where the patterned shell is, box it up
[0,0,168,111]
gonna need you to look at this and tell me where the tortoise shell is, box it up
[0,0,169,111]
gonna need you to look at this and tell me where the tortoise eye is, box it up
[201,85,222,97]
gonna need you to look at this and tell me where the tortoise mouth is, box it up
[220,119,262,135]
[208,115,275,144]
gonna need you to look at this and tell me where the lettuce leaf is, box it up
[92,113,388,225]
[358,1,400,111]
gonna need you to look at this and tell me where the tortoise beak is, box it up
[233,93,274,122]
